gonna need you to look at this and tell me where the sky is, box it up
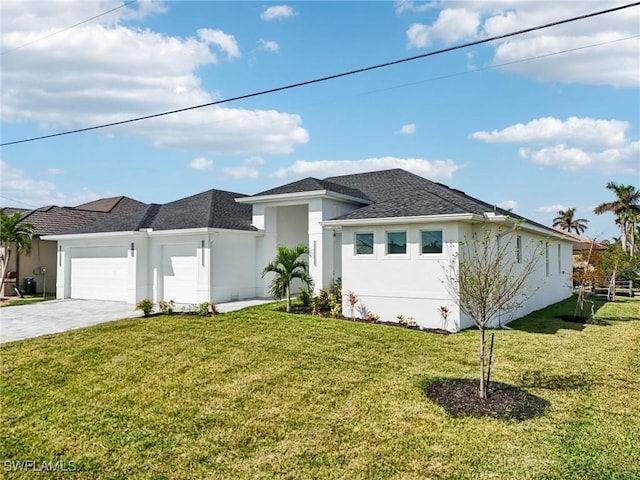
[1,0,638,242]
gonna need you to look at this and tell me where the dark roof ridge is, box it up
[137,204,162,230]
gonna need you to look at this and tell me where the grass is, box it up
[0,295,56,307]
[1,296,639,479]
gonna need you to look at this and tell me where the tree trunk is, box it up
[479,326,486,399]
[286,284,291,313]
[0,248,11,294]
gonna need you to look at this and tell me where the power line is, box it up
[2,1,638,147]
[0,0,137,56]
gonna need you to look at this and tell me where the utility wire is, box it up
[0,0,137,56]
[1,1,638,147]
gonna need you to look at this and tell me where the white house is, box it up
[44,169,574,331]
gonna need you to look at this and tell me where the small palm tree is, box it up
[0,211,36,293]
[262,244,312,313]
[594,182,640,255]
[552,207,589,235]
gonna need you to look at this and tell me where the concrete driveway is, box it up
[0,298,275,344]
[0,299,143,344]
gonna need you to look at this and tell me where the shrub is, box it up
[158,300,175,315]
[366,312,379,323]
[347,291,358,319]
[297,288,314,309]
[196,302,211,316]
[136,299,154,317]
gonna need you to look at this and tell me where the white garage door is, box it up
[162,244,198,304]
[70,246,129,301]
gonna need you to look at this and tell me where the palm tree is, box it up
[0,211,36,293]
[594,182,640,255]
[262,244,313,313]
[552,207,589,235]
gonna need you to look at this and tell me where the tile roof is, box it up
[75,196,147,213]
[19,207,108,235]
[59,189,255,234]
[1,207,30,217]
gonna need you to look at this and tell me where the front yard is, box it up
[1,296,639,479]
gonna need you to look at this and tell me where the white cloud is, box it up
[257,39,280,53]
[405,2,639,87]
[471,117,630,149]
[1,1,309,156]
[190,157,213,170]
[399,123,416,135]
[197,29,241,60]
[538,204,570,213]
[222,166,260,179]
[0,160,99,207]
[243,156,265,166]
[473,117,639,175]
[261,5,296,21]
[496,200,518,211]
[522,142,640,175]
[407,8,480,47]
[272,157,462,181]
[394,1,437,14]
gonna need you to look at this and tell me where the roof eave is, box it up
[237,190,370,205]
[321,213,485,227]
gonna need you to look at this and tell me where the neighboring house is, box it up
[44,169,575,331]
[554,229,607,282]
[1,197,145,296]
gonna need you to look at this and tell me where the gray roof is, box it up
[324,169,517,220]
[253,177,370,201]
[75,196,147,213]
[59,189,255,234]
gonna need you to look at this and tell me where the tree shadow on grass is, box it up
[509,317,586,334]
[519,369,593,391]
[424,378,549,421]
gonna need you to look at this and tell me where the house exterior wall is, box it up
[340,221,573,332]
[340,222,463,331]
[1,238,57,296]
[210,231,258,303]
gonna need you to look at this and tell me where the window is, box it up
[545,243,550,276]
[386,231,407,255]
[516,235,522,264]
[421,230,443,254]
[557,244,562,274]
[355,232,374,255]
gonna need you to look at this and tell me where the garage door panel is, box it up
[70,247,129,301]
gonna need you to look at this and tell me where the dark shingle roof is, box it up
[322,169,518,220]
[75,196,147,213]
[58,189,255,234]
[253,177,370,201]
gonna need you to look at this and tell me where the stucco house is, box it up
[1,197,145,297]
[43,169,574,331]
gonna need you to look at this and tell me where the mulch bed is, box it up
[557,315,610,326]
[284,306,451,334]
[425,378,550,421]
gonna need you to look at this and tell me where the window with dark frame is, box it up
[421,230,443,254]
[355,232,374,255]
[386,231,407,254]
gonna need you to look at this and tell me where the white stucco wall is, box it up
[340,222,462,331]
[340,221,573,332]
[210,231,259,303]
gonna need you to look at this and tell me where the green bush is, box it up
[196,302,211,316]
[297,288,313,309]
[158,300,175,315]
[136,299,154,317]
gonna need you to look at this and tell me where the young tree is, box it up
[262,244,312,313]
[552,207,589,235]
[594,182,640,256]
[443,223,544,399]
[0,212,36,293]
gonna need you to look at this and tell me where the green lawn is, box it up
[1,296,639,479]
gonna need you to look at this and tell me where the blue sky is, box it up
[1,0,638,241]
